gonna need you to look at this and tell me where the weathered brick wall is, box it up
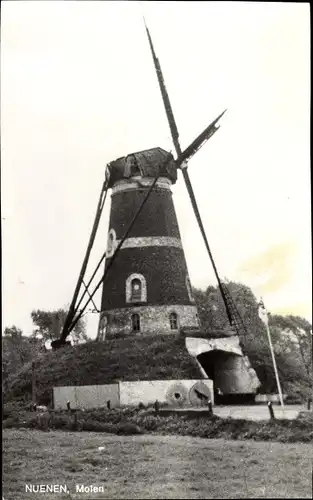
[101,247,194,310]
[101,304,199,338]
[109,188,181,239]
[53,379,214,409]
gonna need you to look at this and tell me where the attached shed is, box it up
[186,336,261,404]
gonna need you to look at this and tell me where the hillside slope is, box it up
[5,335,202,405]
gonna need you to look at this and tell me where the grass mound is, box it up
[5,336,202,405]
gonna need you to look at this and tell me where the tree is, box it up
[4,325,23,338]
[30,309,88,345]
[192,281,312,399]
[2,326,42,382]
[269,314,312,380]
[192,281,265,338]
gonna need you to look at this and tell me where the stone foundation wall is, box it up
[53,384,119,410]
[98,304,199,340]
[53,379,214,409]
[119,379,214,407]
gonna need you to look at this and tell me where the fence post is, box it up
[308,398,312,411]
[207,400,213,416]
[73,411,78,430]
[32,362,36,406]
[268,401,275,420]
[49,410,54,430]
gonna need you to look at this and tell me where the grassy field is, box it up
[3,429,312,499]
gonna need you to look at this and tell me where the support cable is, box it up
[60,179,109,341]
[180,167,248,338]
[180,168,234,327]
[71,251,106,323]
[82,279,99,312]
[66,157,172,337]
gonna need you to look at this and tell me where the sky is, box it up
[1,1,311,338]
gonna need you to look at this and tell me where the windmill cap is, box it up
[106,147,177,187]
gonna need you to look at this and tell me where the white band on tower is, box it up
[112,177,172,195]
[107,236,183,257]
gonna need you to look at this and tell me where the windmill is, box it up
[51,19,247,349]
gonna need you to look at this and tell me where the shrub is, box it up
[2,404,313,443]
[81,420,114,433]
[23,416,40,429]
[3,401,29,420]
[3,416,20,429]
[79,419,143,435]
[116,422,143,435]
[297,411,313,424]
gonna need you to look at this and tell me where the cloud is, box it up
[236,241,297,295]
[273,302,312,319]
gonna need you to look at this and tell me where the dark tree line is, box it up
[2,309,88,383]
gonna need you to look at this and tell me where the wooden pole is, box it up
[265,323,284,409]
[268,401,275,420]
[207,400,213,416]
[32,362,36,405]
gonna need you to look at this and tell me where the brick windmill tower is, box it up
[97,148,198,340]
[96,22,229,342]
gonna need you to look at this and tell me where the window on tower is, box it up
[131,278,142,302]
[169,312,178,330]
[131,313,141,332]
[196,312,200,327]
[126,274,147,303]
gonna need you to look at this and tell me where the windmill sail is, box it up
[144,21,181,156]
[144,19,242,332]
[178,110,226,164]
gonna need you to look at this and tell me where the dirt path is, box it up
[213,404,304,420]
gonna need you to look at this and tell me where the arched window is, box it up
[126,274,147,303]
[169,312,178,330]
[131,313,140,332]
[131,278,142,302]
